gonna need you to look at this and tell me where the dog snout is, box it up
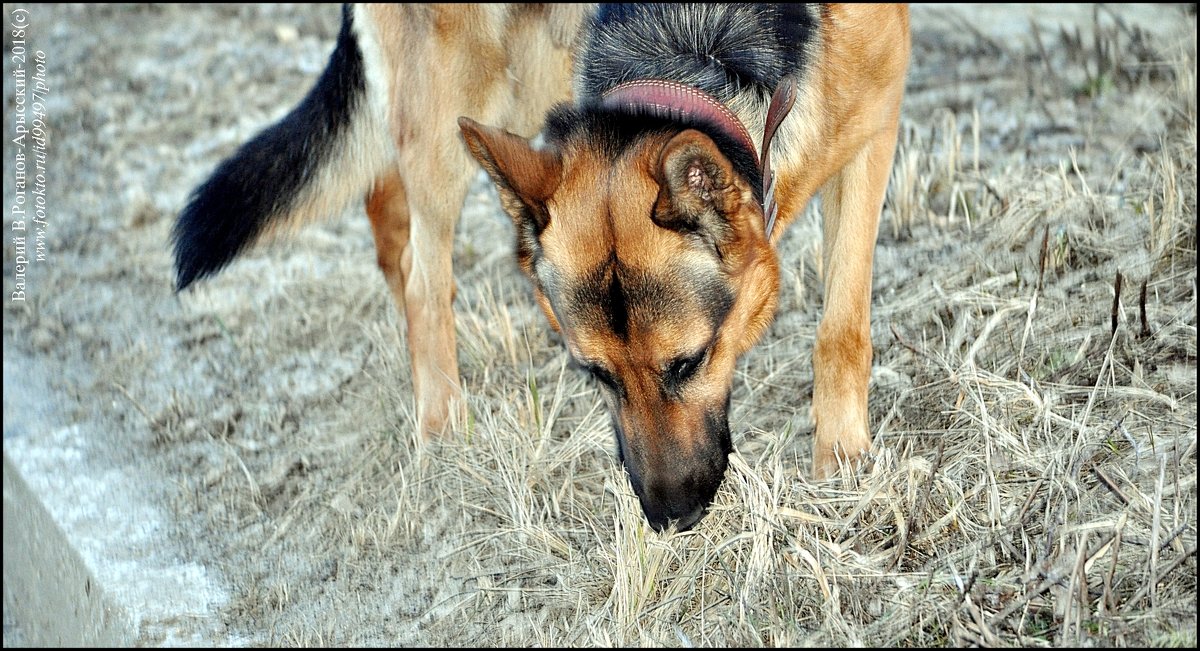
[622,427,731,532]
[638,460,726,531]
[613,397,732,531]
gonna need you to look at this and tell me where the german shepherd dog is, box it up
[174,4,910,532]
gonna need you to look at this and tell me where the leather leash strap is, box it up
[600,78,797,239]
[759,78,797,240]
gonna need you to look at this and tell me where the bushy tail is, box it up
[173,4,392,290]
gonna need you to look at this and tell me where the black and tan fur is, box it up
[175,4,587,434]
[174,3,910,532]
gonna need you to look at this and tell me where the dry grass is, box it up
[232,7,1195,645]
[3,3,1194,647]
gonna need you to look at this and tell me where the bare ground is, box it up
[3,3,1196,647]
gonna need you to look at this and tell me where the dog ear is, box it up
[458,117,561,235]
[653,129,753,250]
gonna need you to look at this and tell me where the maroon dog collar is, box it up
[600,78,796,239]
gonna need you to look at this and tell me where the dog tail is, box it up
[173,4,393,291]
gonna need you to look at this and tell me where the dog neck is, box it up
[599,78,795,239]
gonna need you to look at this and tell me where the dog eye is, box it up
[590,367,618,389]
[580,362,619,392]
[666,350,706,386]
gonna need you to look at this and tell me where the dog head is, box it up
[460,108,779,531]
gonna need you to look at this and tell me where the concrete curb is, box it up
[3,355,233,646]
[4,450,132,646]
[3,429,234,646]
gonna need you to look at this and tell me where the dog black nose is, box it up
[640,482,715,532]
[647,503,707,532]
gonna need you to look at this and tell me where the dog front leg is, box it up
[396,130,473,438]
[812,119,900,478]
[368,167,465,437]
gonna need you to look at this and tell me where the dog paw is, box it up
[416,383,464,439]
[811,422,872,480]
